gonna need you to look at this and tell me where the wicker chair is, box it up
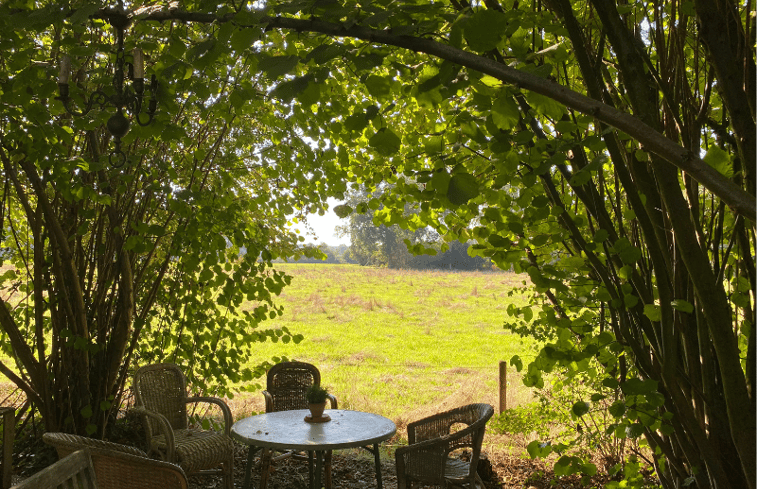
[131,363,234,489]
[395,403,494,489]
[260,361,338,489]
[43,432,188,489]
[11,449,97,489]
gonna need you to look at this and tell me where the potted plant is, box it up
[306,384,329,419]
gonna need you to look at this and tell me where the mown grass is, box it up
[234,264,539,429]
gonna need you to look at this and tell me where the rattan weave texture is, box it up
[132,363,234,489]
[43,433,188,489]
[263,361,338,412]
[395,403,494,489]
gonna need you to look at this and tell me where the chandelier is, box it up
[57,9,158,167]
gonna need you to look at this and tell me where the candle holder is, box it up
[57,9,158,167]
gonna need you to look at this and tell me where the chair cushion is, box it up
[444,458,472,481]
[151,429,234,474]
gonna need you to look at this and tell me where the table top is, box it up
[231,409,396,451]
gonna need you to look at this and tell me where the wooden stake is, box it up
[499,361,507,414]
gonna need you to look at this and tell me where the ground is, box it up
[183,436,639,489]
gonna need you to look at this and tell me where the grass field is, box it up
[234,264,539,429]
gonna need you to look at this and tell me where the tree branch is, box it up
[121,8,755,221]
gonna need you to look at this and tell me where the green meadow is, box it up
[237,264,538,426]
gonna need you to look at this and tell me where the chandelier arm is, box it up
[57,87,113,117]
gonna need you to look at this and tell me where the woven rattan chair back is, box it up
[260,362,337,489]
[43,432,188,489]
[133,363,189,435]
[86,446,188,489]
[396,403,494,489]
[12,449,97,489]
[264,361,322,412]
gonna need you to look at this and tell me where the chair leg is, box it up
[224,456,235,489]
[325,450,333,489]
[473,471,485,489]
[260,448,273,489]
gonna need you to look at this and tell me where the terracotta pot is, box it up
[309,402,326,419]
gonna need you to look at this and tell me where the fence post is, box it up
[499,361,507,414]
[1,407,13,489]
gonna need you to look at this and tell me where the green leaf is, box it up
[429,171,451,193]
[70,4,100,24]
[492,95,520,130]
[270,75,312,103]
[643,304,661,321]
[618,265,634,280]
[703,146,734,177]
[488,234,512,249]
[621,378,658,396]
[464,10,509,52]
[306,45,343,64]
[230,27,258,53]
[609,401,626,418]
[582,463,598,476]
[571,401,590,417]
[447,173,479,205]
[671,300,694,313]
[369,128,402,156]
[510,355,523,371]
[333,205,352,218]
[364,75,393,99]
[258,55,300,79]
[524,91,565,120]
[424,135,445,155]
[625,423,645,438]
[526,440,552,458]
[80,405,93,419]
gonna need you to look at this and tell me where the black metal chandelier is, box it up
[57,9,158,167]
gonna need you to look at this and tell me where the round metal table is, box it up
[232,409,397,489]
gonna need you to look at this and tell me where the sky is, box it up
[289,198,350,246]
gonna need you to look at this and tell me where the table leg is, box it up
[308,451,313,487]
[242,446,260,489]
[372,444,383,489]
[313,450,324,489]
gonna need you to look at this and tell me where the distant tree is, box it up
[339,185,440,267]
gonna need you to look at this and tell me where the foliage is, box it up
[1,1,755,488]
[489,401,564,440]
[0,0,320,435]
[244,1,753,487]
[517,368,654,481]
[306,384,329,404]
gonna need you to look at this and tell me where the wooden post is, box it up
[0,407,13,489]
[499,361,507,414]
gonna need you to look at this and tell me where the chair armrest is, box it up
[129,407,176,462]
[43,432,147,459]
[186,396,233,436]
[326,393,338,410]
[262,390,274,412]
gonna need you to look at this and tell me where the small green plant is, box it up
[489,401,564,439]
[306,384,329,404]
